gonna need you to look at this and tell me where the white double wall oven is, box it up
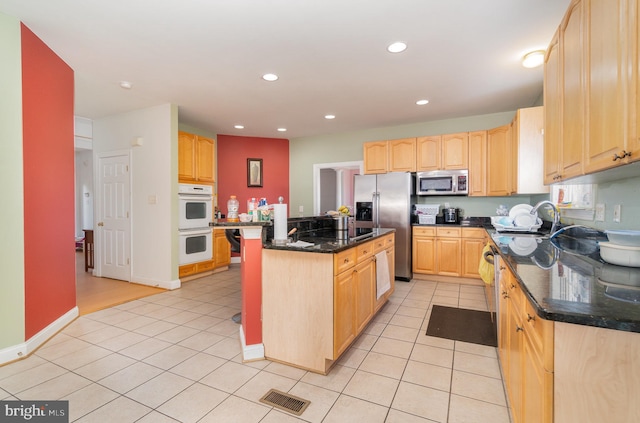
[178,183,213,265]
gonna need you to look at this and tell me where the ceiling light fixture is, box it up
[262,73,279,81]
[416,99,429,106]
[387,42,407,53]
[277,128,287,132]
[119,81,132,89]
[324,115,335,120]
[234,125,244,129]
[522,50,545,68]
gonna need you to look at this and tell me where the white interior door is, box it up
[97,152,131,281]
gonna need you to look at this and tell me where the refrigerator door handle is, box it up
[374,192,381,227]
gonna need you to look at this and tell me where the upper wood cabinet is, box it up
[416,133,468,171]
[544,29,563,184]
[363,141,388,174]
[468,131,487,196]
[486,124,513,196]
[513,107,549,194]
[178,131,215,184]
[388,138,417,172]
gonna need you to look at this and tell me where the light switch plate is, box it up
[613,204,621,223]
[595,204,605,222]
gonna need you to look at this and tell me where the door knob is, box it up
[97,222,104,227]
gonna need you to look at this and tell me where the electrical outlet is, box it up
[298,205,304,213]
[613,204,621,223]
[595,203,605,222]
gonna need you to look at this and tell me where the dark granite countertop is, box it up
[488,228,640,333]
[263,227,395,254]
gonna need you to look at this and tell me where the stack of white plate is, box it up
[491,204,542,232]
[600,230,640,267]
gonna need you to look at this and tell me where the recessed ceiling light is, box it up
[277,128,287,132]
[325,115,336,120]
[234,125,244,129]
[416,99,429,106]
[119,81,132,89]
[522,50,545,68]
[262,73,279,81]
[387,42,407,53]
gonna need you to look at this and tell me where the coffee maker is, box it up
[443,207,460,224]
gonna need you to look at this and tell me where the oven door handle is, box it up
[178,195,213,201]
[179,228,212,236]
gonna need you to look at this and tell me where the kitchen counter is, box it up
[263,227,395,254]
[488,228,640,333]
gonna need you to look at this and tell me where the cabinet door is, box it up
[213,230,231,268]
[416,136,441,171]
[461,237,485,279]
[585,0,630,173]
[196,136,215,183]
[375,247,395,312]
[487,124,512,196]
[544,30,562,184]
[506,300,524,423]
[515,107,548,194]
[388,138,416,172]
[522,332,553,423]
[561,0,586,180]
[436,238,461,276]
[468,131,487,196]
[354,259,375,334]
[442,132,469,169]
[334,269,356,358]
[178,131,197,182]
[363,141,388,174]
[412,236,435,274]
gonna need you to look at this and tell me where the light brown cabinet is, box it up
[468,131,487,196]
[178,131,215,184]
[435,227,461,276]
[412,226,436,274]
[413,226,470,277]
[513,107,548,194]
[497,262,554,423]
[179,259,214,278]
[487,124,513,196]
[213,229,231,269]
[416,133,468,171]
[461,228,487,278]
[363,139,416,174]
[544,30,563,184]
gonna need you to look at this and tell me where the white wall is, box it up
[92,103,179,288]
[74,150,94,237]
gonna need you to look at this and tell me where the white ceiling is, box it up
[1,0,570,139]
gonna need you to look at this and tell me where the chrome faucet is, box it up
[530,200,560,234]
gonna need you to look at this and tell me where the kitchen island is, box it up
[262,228,395,374]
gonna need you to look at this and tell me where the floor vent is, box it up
[259,389,311,416]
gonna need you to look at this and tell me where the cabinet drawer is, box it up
[179,264,196,277]
[437,227,461,238]
[461,227,486,239]
[334,248,357,275]
[356,241,374,262]
[373,237,386,253]
[196,260,214,272]
[414,226,436,237]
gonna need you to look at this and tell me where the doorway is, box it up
[313,161,363,215]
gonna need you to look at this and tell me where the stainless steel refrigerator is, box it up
[353,172,413,281]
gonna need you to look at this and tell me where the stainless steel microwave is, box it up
[416,170,468,196]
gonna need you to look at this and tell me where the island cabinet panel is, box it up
[554,322,640,423]
[262,235,394,374]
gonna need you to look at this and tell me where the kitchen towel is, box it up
[376,251,391,299]
[273,203,287,241]
[478,243,494,285]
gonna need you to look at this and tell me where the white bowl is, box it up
[599,242,640,267]
[605,230,640,247]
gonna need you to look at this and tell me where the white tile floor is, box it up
[0,265,511,423]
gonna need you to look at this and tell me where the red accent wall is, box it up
[217,135,289,215]
[21,24,76,338]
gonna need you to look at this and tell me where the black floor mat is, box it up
[426,305,497,347]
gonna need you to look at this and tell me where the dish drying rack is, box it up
[491,216,542,232]
[415,204,439,225]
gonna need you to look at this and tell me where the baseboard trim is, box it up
[239,325,265,362]
[0,306,79,366]
[132,276,181,290]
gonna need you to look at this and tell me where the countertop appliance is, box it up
[416,169,468,196]
[354,172,413,281]
[443,207,460,224]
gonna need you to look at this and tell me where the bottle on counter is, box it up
[227,195,239,222]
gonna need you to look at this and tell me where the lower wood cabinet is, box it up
[413,226,484,279]
[263,233,395,374]
[213,229,231,268]
[461,228,488,278]
[178,260,214,278]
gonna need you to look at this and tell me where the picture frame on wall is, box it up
[247,158,263,187]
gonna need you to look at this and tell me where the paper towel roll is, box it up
[273,203,288,240]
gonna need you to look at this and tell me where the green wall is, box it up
[289,111,516,215]
[0,13,26,349]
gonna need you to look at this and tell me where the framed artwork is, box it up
[247,158,263,187]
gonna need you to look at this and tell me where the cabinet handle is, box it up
[502,291,509,299]
[516,325,524,332]
[510,283,516,289]
[527,313,535,322]
[613,150,630,161]
[344,258,350,264]
[499,266,506,270]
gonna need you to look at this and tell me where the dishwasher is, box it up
[482,244,499,327]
